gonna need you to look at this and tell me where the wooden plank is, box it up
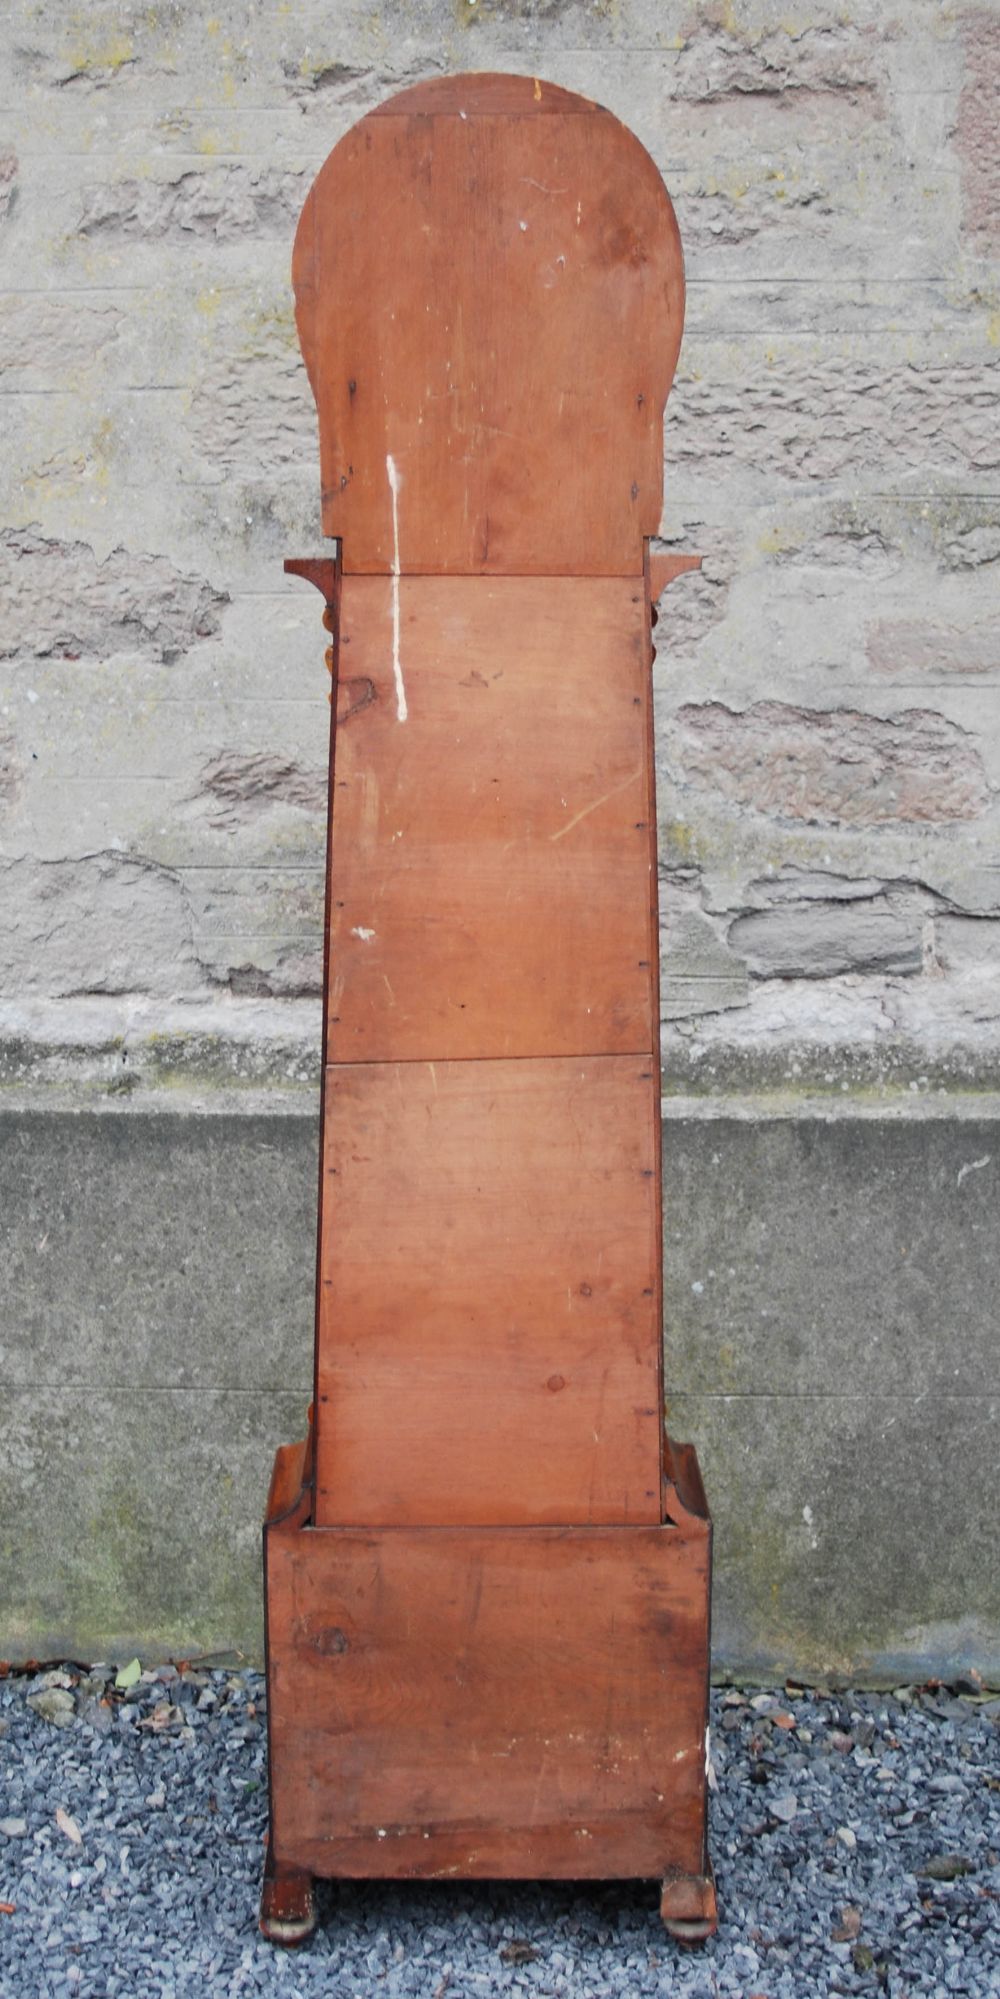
[292,76,685,574]
[266,1522,711,1880]
[314,1056,661,1527]
[327,574,655,1064]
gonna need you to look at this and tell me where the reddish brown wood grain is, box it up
[326,573,655,1063]
[266,1520,710,1881]
[370,74,593,116]
[292,74,684,574]
[314,1056,661,1527]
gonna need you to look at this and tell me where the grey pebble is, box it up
[25,1689,75,1728]
[769,1793,799,1823]
[0,1672,997,1997]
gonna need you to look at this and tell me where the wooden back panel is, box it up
[317,1056,661,1526]
[295,76,682,1528]
[328,575,654,1063]
[293,74,684,574]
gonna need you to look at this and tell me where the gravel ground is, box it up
[1,1666,997,1998]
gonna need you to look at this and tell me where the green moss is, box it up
[661,819,701,866]
[662,1038,1000,1100]
[456,0,616,23]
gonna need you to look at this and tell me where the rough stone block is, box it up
[184,866,324,999]
[767,496,1000,580]
[0,730,22,812]
[76,166,309,243]
[669,344,1000,494]
[934,913,1000,973]
[867,618,1000,680]
[193,750,328,831]
[0,145,16,222]
[661,881,749,1018]
[0,855,202,1001]
[728,895,924,978]
[0,528,227,663]
[672,701,989,828]
[957,9,1000,250]
[652,539,732,659]
[0,297,122,389]
[187,302,314,480]
[670,12,882,107]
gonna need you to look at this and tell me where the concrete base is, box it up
[2,1096,997,1681]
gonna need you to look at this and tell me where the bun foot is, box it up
[259,1844,317,1946]
[660,1865,718,1945]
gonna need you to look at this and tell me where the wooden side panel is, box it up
[266,1522,711,1880]
[292,76,684,573]
[314,1057,661,1527]
[328,575,655,1064]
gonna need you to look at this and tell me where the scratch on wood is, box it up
[360,769,380,838]
[550,770,641,843]
[386,453,407,722]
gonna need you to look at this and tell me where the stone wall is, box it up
[1,0,998,1677]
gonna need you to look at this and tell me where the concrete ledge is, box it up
[2,1100,997,1680]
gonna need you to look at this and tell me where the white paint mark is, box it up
[957,1153,991,1187]
[802,1503,818,1550]
[705,1725,718,1791]
[351,926,376,942]
[386,453,407,722]
[519,219,528,232]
